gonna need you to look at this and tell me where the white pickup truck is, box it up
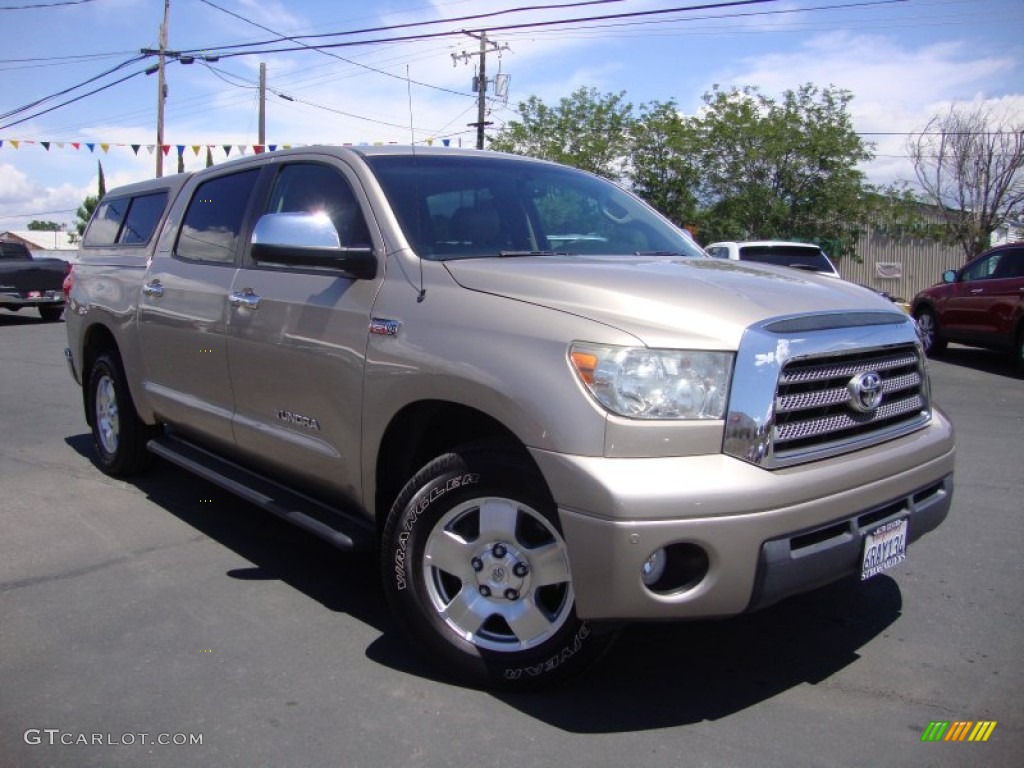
[65,146,955,688]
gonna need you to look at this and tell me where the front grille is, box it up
[773,346,929,459]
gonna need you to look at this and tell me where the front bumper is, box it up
[531,410,954,620]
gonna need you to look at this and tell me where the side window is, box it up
[991,248,1024,279]
[177,169,259,264]
[265,163,371,248]
[120,192,168,244]
[84,197,129,246]
[961,251,1003,282]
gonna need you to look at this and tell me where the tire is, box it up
[381,444,614,689]
[914,308,946,357]
[86,352,154,476]
[1015,326,1024,376]
[38,305,64,322]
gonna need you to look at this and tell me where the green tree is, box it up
[75,196,98,238]
[628,100,700,228]
[27,220,63,231]
[686,84,874,256]
[489,87,635,180]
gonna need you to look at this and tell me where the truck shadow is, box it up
[65,432,902,731]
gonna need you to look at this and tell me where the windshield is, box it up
[737,245,835,273]
[364,154,705,261]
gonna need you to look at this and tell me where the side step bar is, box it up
[147,433,374,552]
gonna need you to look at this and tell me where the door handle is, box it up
[969,288,984,294]
[142,279,164,298]
[229,288,261,310]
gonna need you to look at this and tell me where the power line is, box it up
[187,0,630,54]
[177,0,786,58]
[0,0,97,9]
[196,0,473,98]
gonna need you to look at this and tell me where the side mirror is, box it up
[941,269,956,284]
[251,212,376,280]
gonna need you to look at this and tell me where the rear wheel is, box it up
[1015,325,1024,375]
[914,309,946,356]
[381,444,614,689]
[87,352,153,476]
[38,305,63,322]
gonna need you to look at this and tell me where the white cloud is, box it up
[709,31,1023,185]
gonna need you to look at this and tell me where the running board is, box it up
[147,434,374,552]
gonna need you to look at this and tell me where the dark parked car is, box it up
[0,240,70,321]
[911,243,1024,369]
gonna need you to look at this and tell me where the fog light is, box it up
[641,548,667,587]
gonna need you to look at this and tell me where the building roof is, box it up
[0,230,78,251]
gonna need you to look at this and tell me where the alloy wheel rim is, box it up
[95,374,120,455]
[422,496,573,652]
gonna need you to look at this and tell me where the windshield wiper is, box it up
[498,250,567,257]
[634,250,684,256]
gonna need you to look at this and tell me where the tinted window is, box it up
[962,249,1024,281]
[84,197,130,245]
[177,170,259,263]
[265,163,370,247]
[120,192,168,244]
[365,155,703,261]
[738,245,834,273]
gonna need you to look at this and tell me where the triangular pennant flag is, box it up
[146,145,155,155]
[268,144,277,152]
[100,143,110,153]
[223,145,232,157]
[442,139,451,147]
[86,143,95,152]
[176,145,185,156]
[41,141,51,150]
[161,145,170,156]
[131,144,141,155]
[72,142,80,150]
[10,140,19,149]
[237,145,246,155]
[282,144,291,150]
[0,141,4,148]
[56,142,64,149]
[192,145,201,156]
[253,145,264,154]
[23,140,35,145]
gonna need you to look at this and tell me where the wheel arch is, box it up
[372,400,539,531]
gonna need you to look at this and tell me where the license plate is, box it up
[861,518,908,580]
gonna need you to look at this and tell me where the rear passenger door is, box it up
[225,159,382,507]
[137,167,259,449]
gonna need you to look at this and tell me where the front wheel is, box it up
[381,445,614,689]
[914,309,946,356]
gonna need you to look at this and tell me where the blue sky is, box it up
[1,0,1021,233]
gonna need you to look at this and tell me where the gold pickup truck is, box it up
[64,146,955,689]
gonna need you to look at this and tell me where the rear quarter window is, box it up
[83,191,169,246]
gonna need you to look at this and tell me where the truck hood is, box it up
[444,255,901,348]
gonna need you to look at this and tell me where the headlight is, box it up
[570,342,732,420]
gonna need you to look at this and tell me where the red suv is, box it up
[911,243,1024,369]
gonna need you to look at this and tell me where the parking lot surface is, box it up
[1,310,1021,767]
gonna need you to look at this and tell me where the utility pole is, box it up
[258,62,266,150]
[155,0,170,177]
[452,31,508,150]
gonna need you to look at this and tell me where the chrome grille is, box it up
[773,345,929,459]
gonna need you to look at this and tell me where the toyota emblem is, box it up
[848,371,884,413]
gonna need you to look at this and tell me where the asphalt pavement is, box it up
[1,309,1021,768]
